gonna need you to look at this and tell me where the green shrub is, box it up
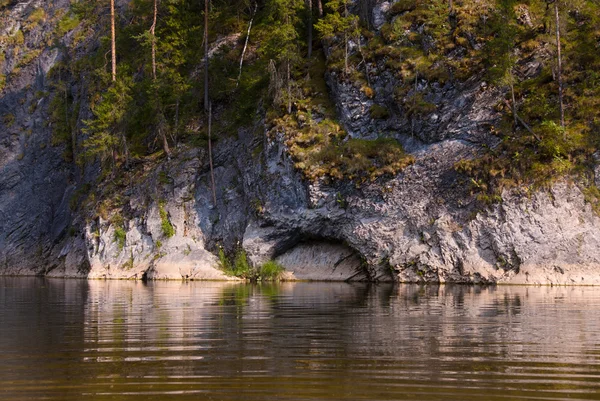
[220,248,253,278]
[113,227,126,251]
[56,13,80,37]
[233,250,252,278]
[218,246,230,270]
[158,201,175,238]
[259,260,284,281]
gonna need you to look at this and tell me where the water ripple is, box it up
[1,279,600,400]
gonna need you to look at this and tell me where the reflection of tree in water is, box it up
[4,279,599,400]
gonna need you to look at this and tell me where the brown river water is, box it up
[1,278,600,400]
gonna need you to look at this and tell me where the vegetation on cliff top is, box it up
[2,0,600,202]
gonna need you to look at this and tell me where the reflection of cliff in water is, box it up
[3,278,600,400]
[81,281,600,378]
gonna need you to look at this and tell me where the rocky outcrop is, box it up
[1,0,600,284]
[0,0,79,276]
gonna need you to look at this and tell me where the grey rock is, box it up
[372,2,391,30]
[277,242,368,281]
[2,0,600,286]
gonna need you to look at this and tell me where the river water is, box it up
[1,278,600,400]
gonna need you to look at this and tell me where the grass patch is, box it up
[259,260,284,281]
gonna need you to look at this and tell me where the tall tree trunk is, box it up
[159,114,170,157]
[343,1,349,74]
[204,0,209,112]
[204,0,216,204]
[122,133,130,167]
[208,102,217,205]
[286,12,292,114]
[237,2,257,87]
[509,70,518,129]
[307,0,313,58]
[554,0,565,132]
[149,0,169,157]
[317,0,323,17]
[151,0,158,81]
[358,39,370,87]
[287,57,292,114]
[111,0,116,82]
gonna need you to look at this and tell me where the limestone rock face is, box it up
[0,0,79,277]
[82,150,233,281]
[277,243,368,282]
[1,0,600,284]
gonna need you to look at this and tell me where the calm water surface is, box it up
[1,278,600,400]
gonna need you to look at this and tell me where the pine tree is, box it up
[82,78,133,169]
[266,0,304,112]
[315,0,359,75]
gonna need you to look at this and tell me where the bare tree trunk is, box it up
[317,0,323,17]
[504,100,541,141]
[111,0,116,82]
[208,102,217,205]
[307,0,313,58]
[411,71,417,137]
[509,70,518,129]
[287,58,292,114]
[159,114,170,157]
[236,2,257,87]
[344,35,349,75]
[343,1,349,74]
[554,0,565,132]
[149,0,169,157]
[204,0,209,113]
[173,97,180,145]
[358,39,370,87]
[122,133,130,167]
[151,0,158,81]
[204,0,215,204]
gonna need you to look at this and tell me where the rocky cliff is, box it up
[1,0,600,284]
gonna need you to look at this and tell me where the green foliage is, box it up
[315,0,359,74]
[82,77,133,163]
[220,247,254,279]
[113,227,127,251]
[218,246,230,270]
[35,0,600,211]
[450,0,600,197]
[55,12,81,37]
[158,200,175,238]
[315,0,359,41]
[218,247,284,281]
[259,260,284,281]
